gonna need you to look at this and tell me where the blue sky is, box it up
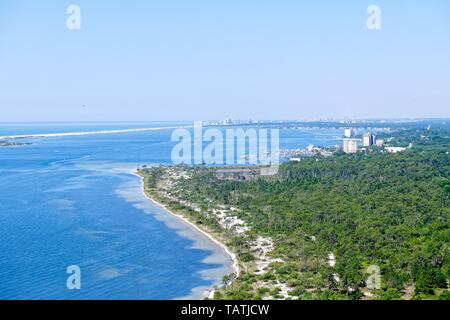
[0,0,449,121]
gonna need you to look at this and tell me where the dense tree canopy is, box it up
[142,127,450,299]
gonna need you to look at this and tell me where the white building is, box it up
[385,146,406,153]
[363,134,371,147]
[344,128,353,138]
[376,139,384,147]
[343,138,358,153]
[363,133,376,147]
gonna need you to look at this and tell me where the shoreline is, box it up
[0,125,191,140]
[131,171,240,300]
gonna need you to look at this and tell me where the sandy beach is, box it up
[0,126,191,141]
[131,171,240,299]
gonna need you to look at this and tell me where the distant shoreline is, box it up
[131,171,240,300]
[0,126,191,140]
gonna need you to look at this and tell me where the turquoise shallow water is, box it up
[0,122,341,299]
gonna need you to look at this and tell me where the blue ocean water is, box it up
[0,122,341,299]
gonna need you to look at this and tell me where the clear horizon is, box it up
[0,117,449,124]
[1,1,450,121]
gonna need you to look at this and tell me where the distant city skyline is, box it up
[1,1,450,121]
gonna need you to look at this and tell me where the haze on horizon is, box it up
[1,0,449,122]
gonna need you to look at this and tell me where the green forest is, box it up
[141,127,450,300]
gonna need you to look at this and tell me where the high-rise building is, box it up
[372,134,377,146]
[343,138,358,153]
[344,128,353,138]
[363,133,374,147]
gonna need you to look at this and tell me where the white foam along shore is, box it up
[0,126,191,141]
[131,172,240,299]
